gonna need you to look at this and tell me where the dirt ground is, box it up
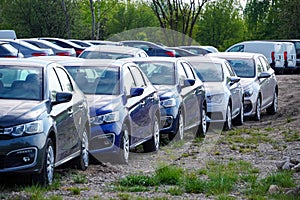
[1,74,300,200]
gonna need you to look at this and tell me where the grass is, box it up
[72,172,87,184]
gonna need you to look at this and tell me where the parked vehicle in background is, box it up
[186,56,244,130]
[0,30,17,39]
[68,39,94,48]
[59,59,161,164]
[200,45,219,53]
[207,52,278,121]
[178,46,212,55]
[22,38,76,57]
[165,47,199,57]
[39,37,85,57]
[120,40,176,57]
[0,41,23,58]
[79,45,148,59]
[0,58,90,185]
[0,39,53,57]
[281,42,297,73]
[125,57,207,140]
[226,41,286,74]
[84,40,121,46]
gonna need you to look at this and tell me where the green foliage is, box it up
[155,165,184,185]
[72,172,87,184]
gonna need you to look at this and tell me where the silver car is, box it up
[79,45,148,59]
[207,52,278,121]
[186,56,244,130]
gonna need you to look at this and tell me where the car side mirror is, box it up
[258,72,271,79]
[130,87,144,97]
[52,92,73,105]
[229,76,240,86]
[183,79,195,87]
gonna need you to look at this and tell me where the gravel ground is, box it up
[1,74,300,200]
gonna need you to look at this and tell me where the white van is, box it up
[281,42,297,73]
[0,30,17,39]
[226,41,285,74]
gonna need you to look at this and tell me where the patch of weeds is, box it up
[197,168,208,175]
[283,129,300,142]
[170,140,185,148]
[118,174,157,187]
[184,173,207,193]
[47,195,64,200]
[214,151,220,155]
[262,171,295,188]
[155,165,184,185]
[217,194,237,200]
[166,186,184,195]
[117,193,131,200]
[68,187,81,195]
[264,127,275,132]
[72,172,87,184]
[115,185,150,192]
[286,116,293,123]
[23,184,47,199]
[193,137,204,143]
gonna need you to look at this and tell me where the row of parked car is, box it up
[0,34,280,186]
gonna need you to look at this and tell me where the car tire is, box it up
[196,104,207,137]
[223,104,232,131]
[32,138,55,185]
[233,102,244,126]
[143,116,160,152]
[266,92,278,115]
[169,111,184,141]
[75,128,89,170]
[115,124,130,164]
[254,97,261,121]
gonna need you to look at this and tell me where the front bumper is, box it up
[206,102,227,123]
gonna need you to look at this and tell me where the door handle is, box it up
[67,108,73,116]
[140,100,145,107]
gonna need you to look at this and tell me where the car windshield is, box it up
[79,51,134,59]
[65,66,120,95]
[191,62,223,82]
[134,61,175,85]
[227,59,255,78]
[0,66,42,100]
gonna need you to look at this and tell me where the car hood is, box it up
[86,94,123,117]
[240,78,257,89]
[203,82,225,95]
[0,99,47,127]
[154,85,178,99]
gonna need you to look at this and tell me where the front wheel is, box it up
[223,104,232,131]
[266,92,278,115]
[254,97,261,121]
[115,124,130,164]
[32,138,55,185]
[233,102,244,126]
[143,116,160,152]
[169,111,184,141]
[75,129,89,170]
[196,105,207,138]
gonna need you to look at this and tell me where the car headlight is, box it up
[207,94,224,104]
[244,88,254,97]
[161,98,176,107]
[4,120,44,137]
[91,111,120,125]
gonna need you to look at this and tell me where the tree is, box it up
[196,0,245,50]
[150,0,209,46]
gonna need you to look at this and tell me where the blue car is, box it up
[60,59,161,164]
[124,57,207,140]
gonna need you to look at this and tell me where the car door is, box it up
[179,61,201,129]
[258,56,276,105]
[124,65,152,145]
[255,57,270,109]
[49,67,79,161]
[224,61,242,116]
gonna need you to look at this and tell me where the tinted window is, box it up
[135,61,175,85]
[227,58,255,78]
[49,68,63,101]
[192,62,223,82]
[55,67,73,92]
[80,51,133,59]
[228,45,244,52]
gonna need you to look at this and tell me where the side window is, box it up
[129,66,146,87]
[123,67,136,95]
[55,67,73,92]
[255,58,264,73]
[49,68,63,101]
[181,62,195,79]
[228,45,244,52]
[259,56,270,71]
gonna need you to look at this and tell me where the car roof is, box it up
[0,58,55,67]
[83,45,144,54]
[28,56,84,62]
[58,58,135,68]
[121,56,185,63]
[206,52,262,59]
[184,56,227,64]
